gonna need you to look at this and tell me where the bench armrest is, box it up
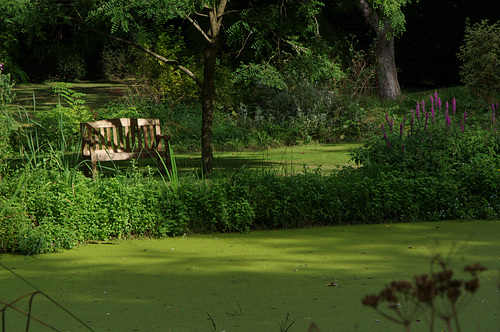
[82,138,98,146]
[156,134,171,140]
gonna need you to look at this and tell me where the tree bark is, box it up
[198,0,227,175]
[359,0,401,100]
[201,41,217,175]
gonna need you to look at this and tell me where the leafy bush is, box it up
[351,94,500,173]
[35,83,92,148]
[0,64,19,175]
[458,19,500,101]
[349,93,500,221]
[3,92,500,255]
[56,54,87,81]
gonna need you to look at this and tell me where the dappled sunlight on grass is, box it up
[174,142,364,174]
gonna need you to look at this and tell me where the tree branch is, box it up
[233,31,253,58]
[358,0,378,29]
[66,16,202,89]
[216,0,229,20]
[185,14,212,43]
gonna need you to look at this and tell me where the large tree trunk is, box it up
[359,0,401,100]
[374,21,401,100]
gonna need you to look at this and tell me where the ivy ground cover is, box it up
[1,221,499,331]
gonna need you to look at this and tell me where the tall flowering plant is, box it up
[350,93,500,174]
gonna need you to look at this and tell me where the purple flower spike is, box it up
[400,122,404,136]
[390,119,394,131]
[430,95,434,106]
[452,98,456,115]
[446,101,449,113]
[438,98,442,111]
[402,144,406,154]
[422,101,426,113]
[416,103,421,120]
[434,91,438,101]
[464,110,467,125]
[431,105,435,122]
[411,109,415,118]
[387,140,391,148]
[492,103,496,111]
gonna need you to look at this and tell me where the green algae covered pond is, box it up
[1,221,499,331]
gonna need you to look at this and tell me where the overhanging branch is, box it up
[66,16,203,89]
[184,14,212,43]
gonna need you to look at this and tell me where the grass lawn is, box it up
[176,143,363,175]
[1,221,499,331]
[10,81,128,113]
[50,142,362,177]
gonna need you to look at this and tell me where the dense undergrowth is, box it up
[2,46,500,254]
[1,91,500,255]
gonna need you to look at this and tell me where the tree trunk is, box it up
[199,1,227,175]
[359,0,401,100]
[201,41,217,175]
[375,22,401,100]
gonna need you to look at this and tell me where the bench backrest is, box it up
[81,118,163,154]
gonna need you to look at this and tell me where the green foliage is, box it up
[0,66,19,172]
[231,63,287,107]
[139,25,199,102]
[18,222,78,255]
[36,83,92,148]
[0,2,29,82]
[0,63,16,105]
[349,93,500,221]
[227,0,325,60]
[0,204,33,253]
[458,19,500,101]
[361,0,417,37]
[56,54,87,81]
[3,85,500,254]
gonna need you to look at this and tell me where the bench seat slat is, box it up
[93,150,167,161]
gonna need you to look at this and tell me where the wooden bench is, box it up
[80,118,172,178]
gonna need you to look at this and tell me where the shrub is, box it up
[349,93,500,221]
[3,91,500,255]
[350,94,500,173]
[458,19,500,101]
[35,83,92,148]
[56,54,87,81]
[0,64,18,170]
